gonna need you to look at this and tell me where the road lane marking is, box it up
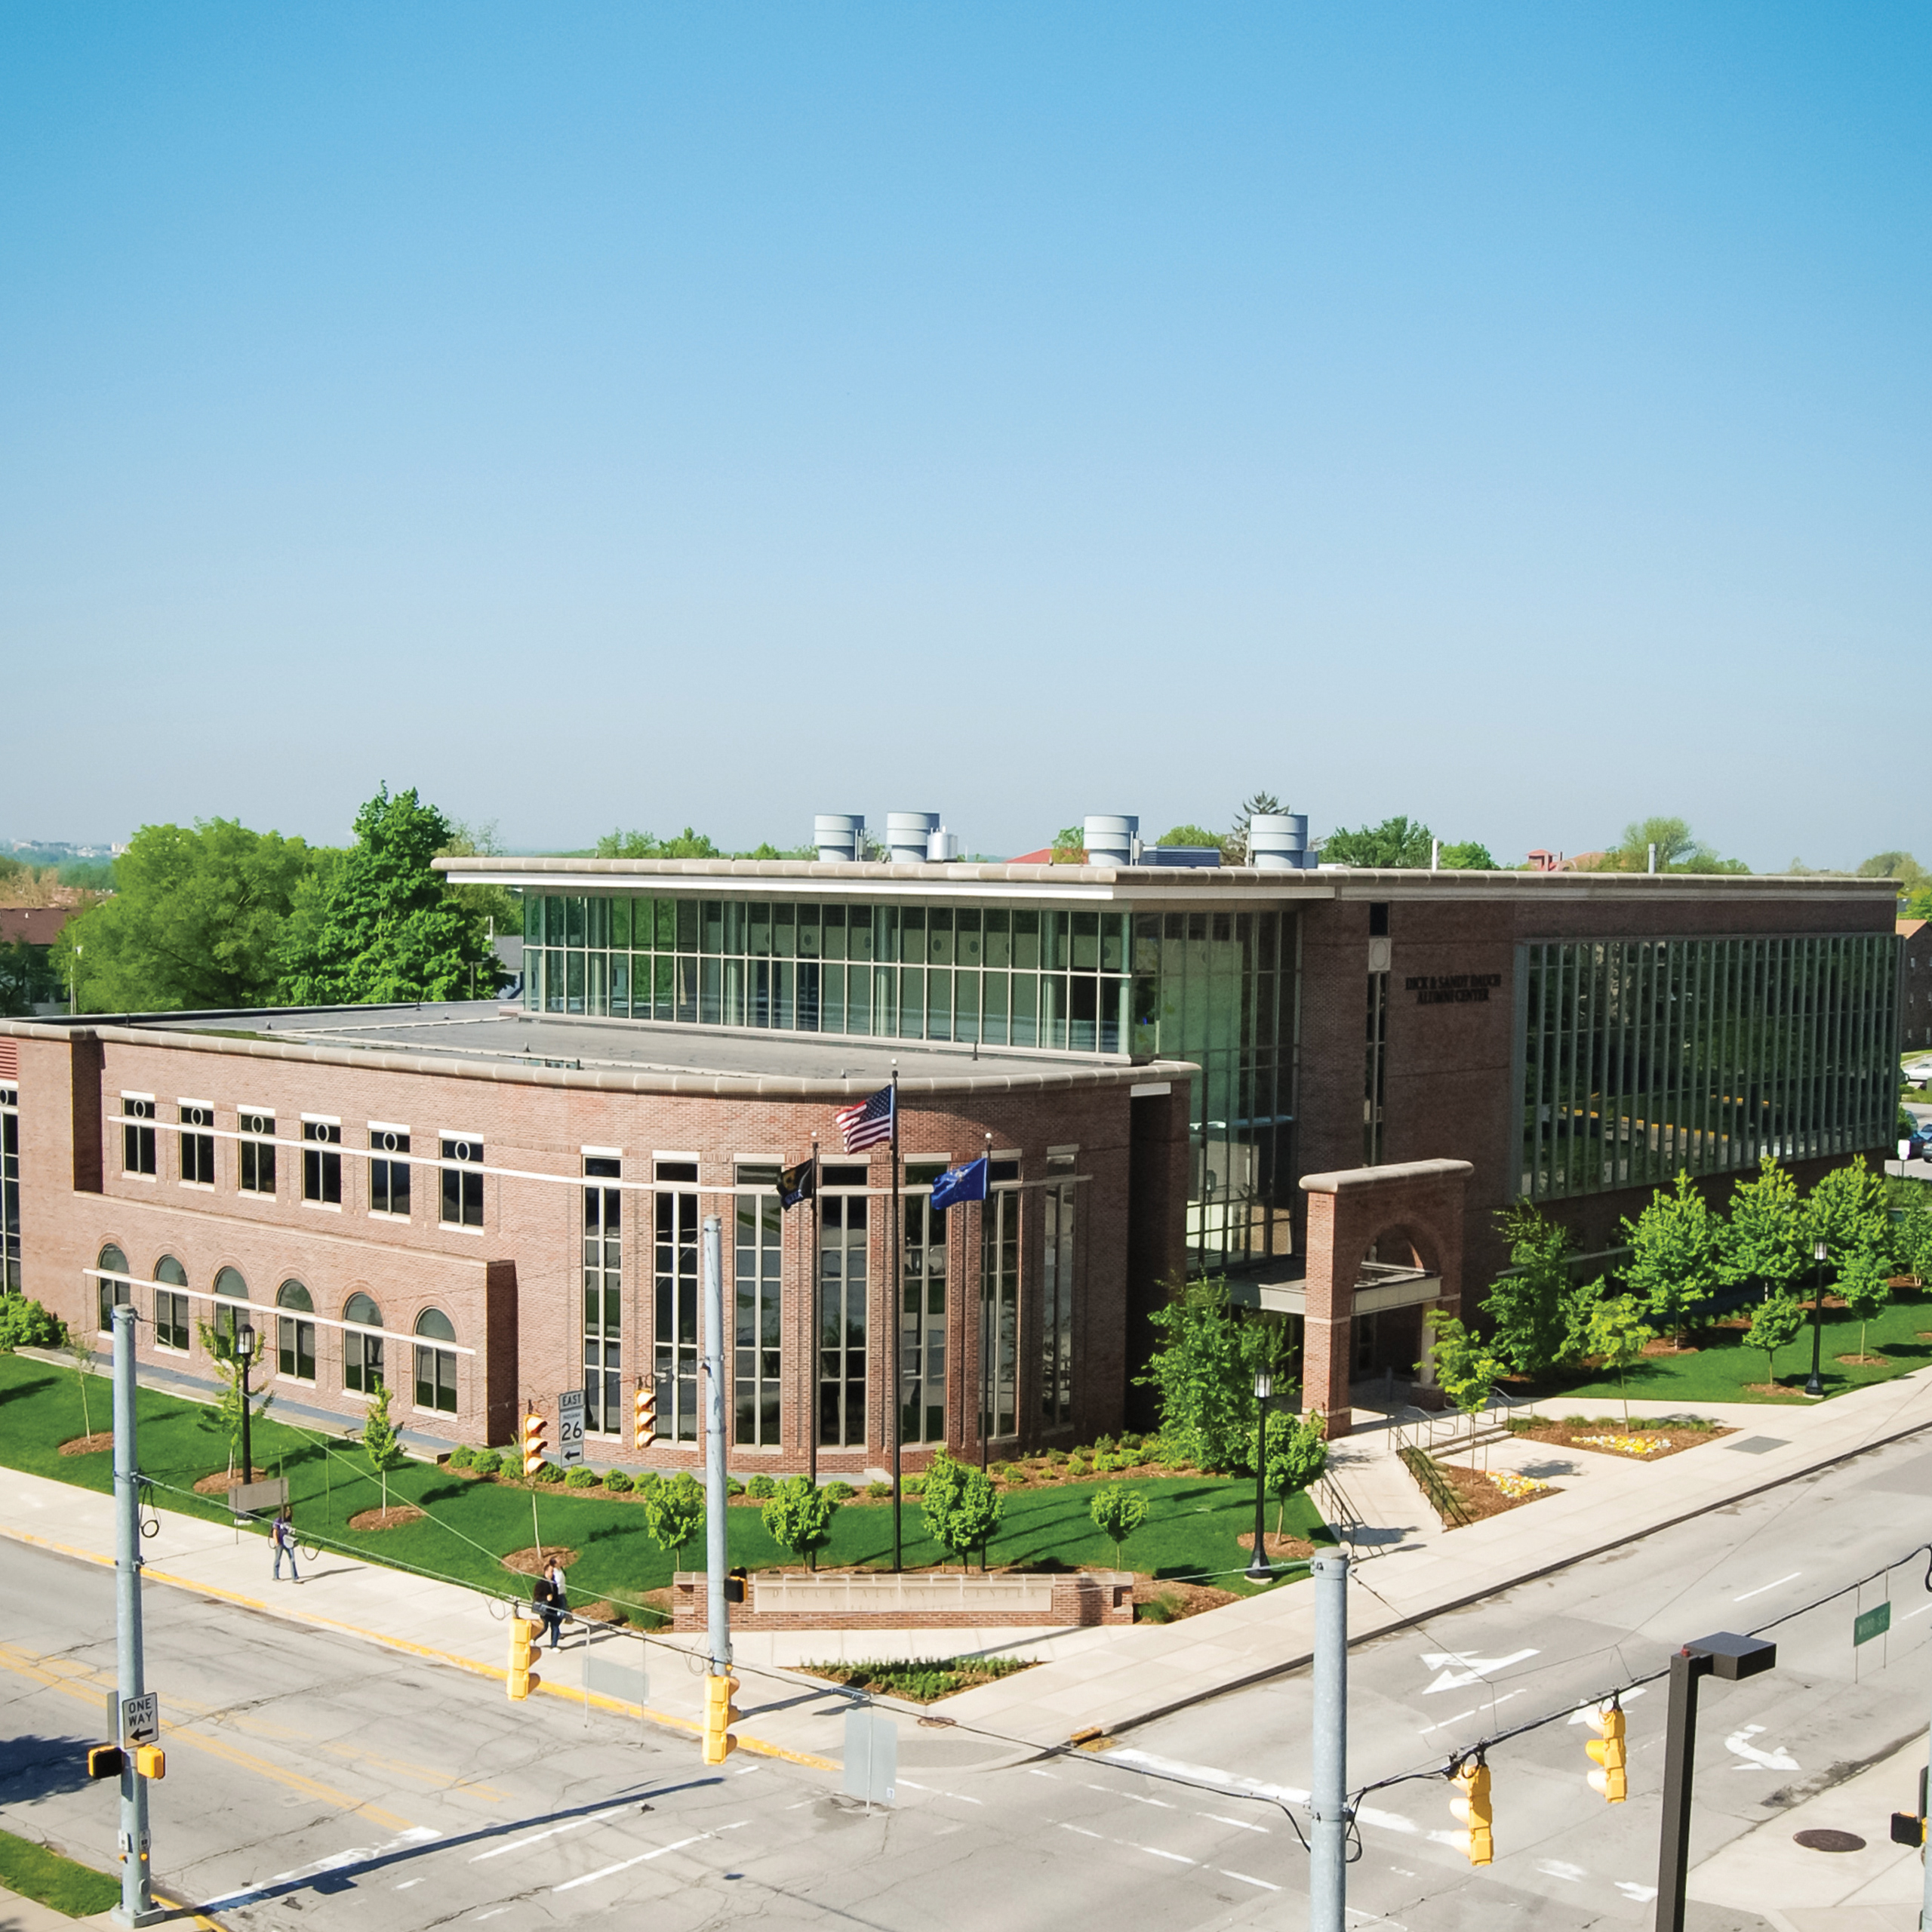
[1420,1649,1539,1694]
[1103,1748,1307,1814]
[1085,1783,1173,1807]
[198,1828,441,1912]
[1220,1870,1280,1890]
[1203,1814,1268,1833]
[470,1804,633,1862]
[1059,1824,1103,1839]
[1734,1571,1801,1602]
[1724,1725,1798,1771]
[1138,1847,1193,1863]
[1617,1882,1659,1903]
[552,1831,716,1892]
[1417,1708,1475,1734]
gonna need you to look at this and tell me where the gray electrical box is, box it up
[842,1707,897,1807]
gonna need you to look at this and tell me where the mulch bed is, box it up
[192,1466,274,1494]
[1234,1531,1316,1560]
[1835,1354,1892,1367]
[346,1506,424,1531]
[1432,1460,1558,1524]
[1740,1383,1814,1399]
[1641,1339,1700,1356]
[1509,1420,1734,1461]
[500,1545,580,1576]
[1132,1577,1241,1622]
[57,1432,115,1457]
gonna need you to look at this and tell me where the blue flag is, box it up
[929,1155,989,1211]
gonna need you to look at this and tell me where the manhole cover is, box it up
[1792,1828,1866,1853]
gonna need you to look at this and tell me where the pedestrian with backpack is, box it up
[272,1506,301,1584]
[543,1558,569,1650]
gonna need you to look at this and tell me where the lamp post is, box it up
[1804,1238,1828,1399]
[1245,1367,1273,1583]
[235,1322,257,1488]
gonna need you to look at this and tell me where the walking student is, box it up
[272,1506,301,1584]
[543,1558,569,1650]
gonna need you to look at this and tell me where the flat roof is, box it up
[437,854,1897,907]
[6,1004,1193,1102]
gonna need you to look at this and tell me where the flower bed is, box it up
[1485,1469,1552,1499]
[1506,1417,1732,1460]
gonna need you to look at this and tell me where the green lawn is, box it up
[1531,1285,1932,1407]
[0,1355,1328,1623]
[0,1825,122,1917]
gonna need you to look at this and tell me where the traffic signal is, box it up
[1894,1766,1928,1847]
[86,1744,125,1780]
[634,1382,657,1449]
[521,1411,547,1478]
[701,1672,740,1764]
[1584,1703,1627,1803]
[1449,1758,1493,1866]
[134,1747,165,1780]
[507,1615,540,1700]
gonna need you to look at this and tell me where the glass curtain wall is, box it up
[1129,909,1298,1273]
[1517,934,1899,1202]
[980,1168,1020,1441]
[901,1167,947,1445]
[1040,1155,1075,1428]
[734,1166,783,1446]
[523,895,1133,1052]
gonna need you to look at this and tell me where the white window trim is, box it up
[652,1149,702,1163]
[438,1130,486,1146]
[1046,1143,1080,1158]
[301,1112,343,1127]
[301,1198,344,1214]
[178,1099,214,1115]
[440,1220,486,1235]
[368,1208,412,1223]
[120,1091,155,1104]
[178,1180,216,1192]
[123,1172,157,1184]
[368,1120,411,1137]
[581,1144,622,1158]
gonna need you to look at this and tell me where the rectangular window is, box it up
[344,1327,384,1394]
[1041,1155,1076,1428]
[238,1111,276,1195]
[654,1162,701,1442]
[901,1168,947,1446]
[122,1097,156,1177]
[278,1313,315,1383]
[583,1155,623,1435]
[0,1085,19,1294]
[734,1165,783,1447]
[303,1120,343,1204]
[1364,972,1389,1166]
[415,1340,457,1413]
[441,1137,484,1228]
[980,1168,1020,1440]
[179,1103,215,1186]
[155,1291,189,1352]
[369,1128,411,1217]
[819,1187,869,1447]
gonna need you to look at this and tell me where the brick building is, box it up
[0,835,1902,1454]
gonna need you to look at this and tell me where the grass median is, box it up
[0,1355,1327,1623]
[0,1825,122,1917]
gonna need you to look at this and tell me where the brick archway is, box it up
[1298,1158,1473,1437]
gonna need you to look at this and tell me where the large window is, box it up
[583,1156,623,1436]
[303,1120,342,1204]
[818,1168,868,1448]
[122,1098,155,1177]
[441,1137,484,1228]
[980,1164,1020,1441]
[154,1256,189,1352]
[734,1166,783,1447]
[370,1128,411,1218]
[96,1244,129,1334]
[414,1309,458,1414]
[211,1266,248,1358]
[1041,1152,1075,1429]
[238,1111,275,1195]
[653,1162,700,1443]
[900,1168,947,1446]
[277,1279,315,1383]
[1516,934,1900,1203]
[1,1082,17,1294]
[1363,971,1389,1166]
[343,1291,383,1393]
[180,1103,215,1186]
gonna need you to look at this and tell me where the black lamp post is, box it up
[1245,1368,1273,1583]
[1804,1238,1828,1398]
[236,1321,257,1484]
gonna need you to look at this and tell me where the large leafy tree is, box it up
[54,820,309,1011]
[1484,1202,1575,1379]
[1621,1172,1727,1346]
[1321,815,1435,868]
[1724,1156,1807,1299]
[1134,1275,1280,1473]
[1802,1158,1889,1266]
[278,786,499,1004]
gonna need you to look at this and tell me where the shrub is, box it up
[601,1469,633,1494]
[726,1475,746,1498]
[746,1473,776,1500]
[902,1473,924,1497]
[639,1470,705,1564]
[762,1474,838,1570]
[446,1443,475,1469]
[632,1469,660,1489]
[865,1480,892,1500]
[534,1461,565,1486]
[565,1466,598,1489]
[1089,1483,1149,1564]
[469,1449,501,1477]
[1065,1456,1088,1478]
[992,1461,1016,1481]
[826,1481,856,1502]
[1137,1588,1186,1625]
[0,1297,64,1352]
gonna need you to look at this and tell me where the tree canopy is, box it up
[1318,816,1496,869]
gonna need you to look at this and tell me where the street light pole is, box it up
[1804,1237,1828,1398]
[235,1323,256,1489]
[1245,1368,1272,1583]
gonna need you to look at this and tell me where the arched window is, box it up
[97,1244,129,1335]
[277,1279,315,1383]
[212,1266,248,1358]
[414,1309,457,1415]
[343,1291,384,1395]
[153,1256,189,1352]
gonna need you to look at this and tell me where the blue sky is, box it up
[2,3,1924,864]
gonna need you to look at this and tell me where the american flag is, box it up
[832,1084,894,1153]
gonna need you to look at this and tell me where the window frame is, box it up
[440,1135,485,1230]
[178,1101,216,1189]
[237,1109,276,1197]
[121,1096,156,1179]
[368,1124,412,1220]
[302,1117,343,1208]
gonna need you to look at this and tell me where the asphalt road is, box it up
[2,1429,1930,1932]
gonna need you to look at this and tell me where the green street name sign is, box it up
[1854,1601,1891,1647]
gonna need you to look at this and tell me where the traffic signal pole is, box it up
[1309,1551,1349,1932]
[112,1304,158,1926]
[702,1214,731,1676]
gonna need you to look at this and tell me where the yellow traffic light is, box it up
[1585,1703,1627,1803]
[521,1411,547,1478]
[1449,1758,1493,1866]
[634,1381,657,1449]
[86,1744,125,1780]
[134,1746,165,1780]
[702,1672,741,1764]
[507,1615,540,1700]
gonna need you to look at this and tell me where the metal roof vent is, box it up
[886,811,940,864]
[1249,812,1312,869]
[1082,816,1139,866]
[814,814,866,863]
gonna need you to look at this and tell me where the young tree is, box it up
[1263,1409,1328,1536]
[1050,826,1086,863]
[1421,1311,1503,1463]
[278,785,500,1004]
[761,1475,838,1571]
[197,1319,274,1476]
[1484,1202,1573,1380]
[1725,1156,1807,1300]
[1621,1172,1726,1346]
[1134,1275,1280,1472]
[361,1380,403,1515]
[1556,1273,1609,1371]
[1837,1244,1893,1362]
[1088,1484,1148,1566]
[641,1470,706,1567]
[1436,840,1500,869]
[1803,1158,1890,1268]
[1743,1293,1804,1390]
[919,1449,1003,1569]
[1585,1300,1654,1429]
[65,1327,96,1442]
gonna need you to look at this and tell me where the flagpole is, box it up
[808,1134,819,1490]
[890,1065,903,1574]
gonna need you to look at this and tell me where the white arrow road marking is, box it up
[1724,1725,1798,1772]
[1420,1649,1539,1694]
[1537,1860,1587,1881]
[199,1826,441,1912]
[1567,1686,1648,1723]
